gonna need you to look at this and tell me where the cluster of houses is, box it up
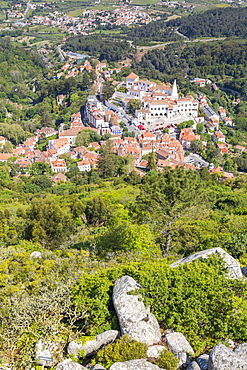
[8,4,156,35]
[0,120,195,179]
[0,48,239,181]
[0,95,237,182]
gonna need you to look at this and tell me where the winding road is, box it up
[136,36,226,52]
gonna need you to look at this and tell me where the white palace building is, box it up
[125,73,199,123]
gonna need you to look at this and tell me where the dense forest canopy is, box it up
[169,7,247,39]
[133,40,247,82]
[63,35,134,62]
[125,19,179,43]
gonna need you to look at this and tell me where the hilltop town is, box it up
[0,53,240,181]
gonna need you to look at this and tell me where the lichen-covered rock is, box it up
[208,343,247,370]
[165,332,194,356]
[90,365,107,370]
[113,276,161,345]
[109,359,163,370]
[67,341,83,357]
[176,352,191,368]
[36,340,62,367]
[196,354,209,370]
[56,359,87,370]
[187,362,201,370]
[233,343,247,360]
[147,344,165,358]
[30,251,42,258]
[170,247,242,279]
[147,345,165,358]
[67,330,119,357]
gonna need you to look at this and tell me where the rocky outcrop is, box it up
[170,247,242,279]
[109,359,163,370]
[165,332,194,356]
[67,330,119,357]
[187,362,200,370]
[113,276,161,346]
[208,343,247,370]
[90,365,107,370]
[165,332,194,368]
[196,354,209,370]
[147,345,165,358]
[233,343,247,360]
[56,359,87,370]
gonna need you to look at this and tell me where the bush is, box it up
[154,348,179,370]
[96,335,148,368]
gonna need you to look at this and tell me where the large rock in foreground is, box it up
[67,330,119,357]
[208,343,247,370]
[234,343,247,360]
[109,359,163,370]
[165,332,194,356]
[196,354,209,370]
[165,332,194,367]
[170,247,242,279]
[113,276,161,346]
[187,362,200,370]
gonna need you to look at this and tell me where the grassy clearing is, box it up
[215,3,231,6]
[166,14,181,21]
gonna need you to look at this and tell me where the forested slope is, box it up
[133,40,247,81]
[0,37,45,96]
[169,7,247,39]
[2,168,247,366]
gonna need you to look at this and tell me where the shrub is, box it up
[154,348,179,370]
[96,335,148,368]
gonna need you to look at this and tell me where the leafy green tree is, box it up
[124,170,142,185]
[85,196,111,227]
[98,143,124,178]
[128,99,142,114]
[177,120,194,130]
[24,199,74,248]
[191,140,203,154]
[32,175,52,190]
[196,123,204,135]
[29,162,51,175]
[146,152,157,171]
[75,129,101,147]
[135,168,205,255]
[0,141,13,153]
[94,221,160,259]
[102,82,115,101]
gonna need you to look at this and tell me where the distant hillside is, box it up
[125,19,180,43]
[168,7,247,39]
[0,37,45,97]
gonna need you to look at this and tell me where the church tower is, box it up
[171,79,178,100]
